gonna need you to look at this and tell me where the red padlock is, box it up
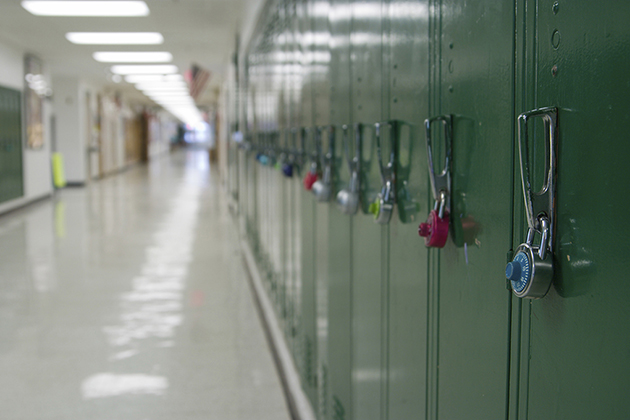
[418,209,449,248]
[303,170,318,191]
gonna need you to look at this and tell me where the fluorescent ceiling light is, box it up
[137,85,187,92]
[66,32,163,45]
[111,65,177,75]
[125,74,182,83]
[143,91,189,96]
[147,95,191,101]
[93,52,172,63]
[135,81,187,88]
[22,1,149,16]
[157,101,194,106]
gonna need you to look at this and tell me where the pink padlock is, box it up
[303,170,318,191]
[418,209,449,248]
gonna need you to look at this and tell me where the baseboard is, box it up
[240,239,317,420]
[0,192,53,217]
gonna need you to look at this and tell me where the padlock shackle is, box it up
[517,107,558,237]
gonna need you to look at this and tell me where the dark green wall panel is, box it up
[0,86,23,204]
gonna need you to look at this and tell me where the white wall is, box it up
[0,42,53,214]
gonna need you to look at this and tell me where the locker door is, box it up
[328,0,354,418]
[310,0,333,417]
[512,2,630,418]
[349,1,386,420]
[384,0,430,419]
[286,0,304,372]
[427,1,515,418]
[349,0,387,420]
[297,0,319,409]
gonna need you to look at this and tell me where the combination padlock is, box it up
[506,222,553,298]
[282,163,294,178]
[303,162,318,191]
[418,201,449,247]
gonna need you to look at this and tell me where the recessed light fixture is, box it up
[125,74,182,83]
[66,32,163,45]
[147,93,191,100]
[136,83,187,91]
[111,65,178,75]
[22,1,149,16]
[93,52,172,63]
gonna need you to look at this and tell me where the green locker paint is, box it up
[349,1,386,419]
[511,1,630,418]
[428,0,515,418]
[384,0,430,418]
[310,0,334,417]
[327,0,353,418]
[297,0,319,409]
[233,1,630,419]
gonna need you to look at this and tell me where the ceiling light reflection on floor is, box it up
[81,374,168,399]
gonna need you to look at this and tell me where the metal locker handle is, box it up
[419,115,453,248]
[506,106,558,298]
[369,121,397,224]
[336,124,362,215]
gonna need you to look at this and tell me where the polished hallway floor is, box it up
[0,149,291,420]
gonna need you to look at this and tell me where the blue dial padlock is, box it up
[282,163,293,177]
[506,251,530,291]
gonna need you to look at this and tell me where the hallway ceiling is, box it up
[0,0,250,106]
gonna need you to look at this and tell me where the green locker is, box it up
[235,2,630,419]
[511,1,630,418]
[285,0,304,367]
[297,0,319,409]
[310,0,334,418]
[349,1,386,419]
[422,0,516,418]
[383,0,431,419]
[0,86,23,204]
[327,0,353,419]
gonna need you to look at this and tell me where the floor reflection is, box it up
[0,149,291,420]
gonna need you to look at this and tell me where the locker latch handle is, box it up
[369,121,397,224]
[312,125,335,202]
[336,124,362,215]
[506,107,558,298]
[418,115,452,248]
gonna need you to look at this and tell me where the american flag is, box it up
[185,64,211,101]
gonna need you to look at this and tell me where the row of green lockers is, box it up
[0,86,24,204]
[226,0,630,419]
